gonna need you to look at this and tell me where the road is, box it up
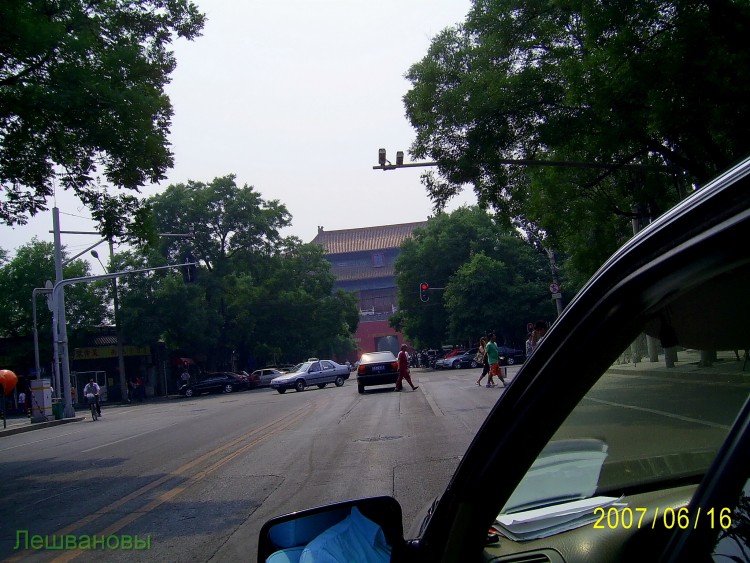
[1,363,746,562]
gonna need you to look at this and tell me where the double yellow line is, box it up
[10,401,316,562]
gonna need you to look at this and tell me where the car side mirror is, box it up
[258,496,404,562]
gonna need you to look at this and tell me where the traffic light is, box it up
[419,282,429,302]
[182,252,198,283]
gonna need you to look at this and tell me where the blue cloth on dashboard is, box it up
[298,506,392,563]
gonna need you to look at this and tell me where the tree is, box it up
[0,238,107,372]
[393,207,554,349]
[404,0,750,277]
[150,176,293,272]
[116,177,359,370]
[0,0,205,239]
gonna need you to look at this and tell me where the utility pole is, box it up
[52,208,66,399]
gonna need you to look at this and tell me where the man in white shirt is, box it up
[83,379,102,417]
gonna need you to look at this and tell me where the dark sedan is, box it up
[497,346,525,365]
[442,348,481,369]
[356,351,399,393]
[178,372,248,397]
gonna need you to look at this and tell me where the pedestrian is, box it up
[135,376,145,401]
[70,385,77,405]
[475,337,489,386]
[18,389,26,415]
[395,345,418,392]
[180,368,190,388]
[526,332,534,358]
[485,333,504,387]
[531,321,548,352]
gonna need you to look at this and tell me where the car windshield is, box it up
[290,362,312,374]
[361,352,395,363]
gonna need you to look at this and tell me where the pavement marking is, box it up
[80,422,183,453]
[584,397,731,430]
[37,401,320,563]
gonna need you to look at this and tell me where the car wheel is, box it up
[223,384,233,393]
[358,383,364,394]
[470,360,478,368]
[295,380,306,392]
[277,387,286,394]
[317,383,326,389]
[185,388,194,398]
[334,376,344,387]
[507,357,515,365]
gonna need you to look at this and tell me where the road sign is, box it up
[549,282,560,294]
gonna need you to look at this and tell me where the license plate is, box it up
[372,365,385,372]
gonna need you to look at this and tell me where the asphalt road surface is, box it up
[1,364,746,562]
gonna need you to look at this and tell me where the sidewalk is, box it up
[0,413,85,437]
[607,349,750,385]
[0,395,178,438]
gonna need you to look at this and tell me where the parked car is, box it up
[497,346,526,365]
[258,156,750,562]
[356,351,399,393]
[441,348,481,369]
[178,372,248,397]
[249,368,286,388]
[269,359,350,394]
[434,348,465,369]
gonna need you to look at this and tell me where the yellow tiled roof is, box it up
[311,221,427,254]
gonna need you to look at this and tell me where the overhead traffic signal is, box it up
[419,282,429,302]
[182,252,198,283]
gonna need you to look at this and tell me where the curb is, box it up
[0,416,85,437]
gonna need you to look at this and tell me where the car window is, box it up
[321,361,333,370]
[498,260,750,541]
[361,352,395,363]
[310,362,321,372]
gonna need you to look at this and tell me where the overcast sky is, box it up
[1,0,476,267]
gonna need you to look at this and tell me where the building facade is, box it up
[311,222,426,357]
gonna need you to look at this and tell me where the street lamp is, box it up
[91,246,129,403]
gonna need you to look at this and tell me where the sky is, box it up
[0,0,476,268]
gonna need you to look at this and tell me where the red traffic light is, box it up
[419,282,430,302]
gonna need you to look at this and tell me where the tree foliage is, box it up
[393,207,555,349]
[0,238,107,372]
[405,0,750,276]
[115,177,359,370]
[0,0,205,240]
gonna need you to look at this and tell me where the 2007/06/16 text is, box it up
[593,506,733,530]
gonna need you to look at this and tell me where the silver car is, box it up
[250,368,286,388]
[269,359,350,394]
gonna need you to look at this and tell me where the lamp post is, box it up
[91,245,129,403]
